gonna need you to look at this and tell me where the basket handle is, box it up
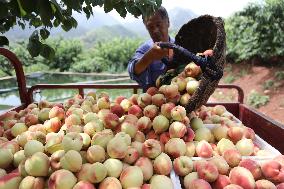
[157,42,223,80]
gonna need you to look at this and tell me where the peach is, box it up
[212,125,229,141]
[107,136,128,159]
[0,168,6,177]
[146,130,159,140]
[115,96,126,104]
[276,183,284,189]
[229,167,256,189]
[134,131,146,142]
[212,175,231,189]
[19,176,45,189]
[44,117,62,133]
[152,115,170,134]
[235,139,254,156]
[25,152,50,176]
[86,145,106,163]
[1,110,18,121]
[103,158,123,178]
[184,172,199,188]
[152,94,166,107]
[28,124,46,134]
[123,114,139,124]
[102,113,120,129]
[129,94,139,105]
[190,117,204,131]
[73,181,95,189]
[86,162,107,183]
[50,150,65,171]
[160,132,170,145]
[255,179,276,189]
[243,127,256,140]
[45,132,64,154]
[228,127,244,143]
[91,129,114,149]
[185,141,196,157]
[60,150,82,172]
[180,93,191,106]
[183,127,195,142]
[171,105,186,121]
[120,166,143,188]
[194,127,212,142]
[224,184,244,189]
[99,177,122,189]
[196,140,213,158]
[223,149,242,167]
[171,76,187,91]
[153,152,172,175]
[135,157,153,181]
[150,175,174,189]
[23,140,44,157]
[0,148,13,169]
[24,114,39,126]
[121,121,138,138]
[11,123,28,137]
[61,132,83,152]
[84,121,104,137]
[146,86,159,96]
[239,159,262,180]
[169,121,186,138]
[173,156,193,176]
[163,84,180,99]
[137,93,152,108]
[123,147,139,164]
[274,155,284,167]
[115,132,131,145]
[165,138,186,158]
[196,161,219,182]
[188,179,212,189]
[143,105,158,120]
[97,96,110,110]
[0,140,20,154]
[161,102,176,119]
[212,105,226,116]
[80,133,91,149]
[0,172,22,189]
[49,106,65,120]
[217,138,236,155]
[208,156,230,175]
[261,160,281,179]
[13,150,25,167]
[110,103,125,118]
[48,169,77,189]
[186,80,199,95]
[83,112,98,124]
[184,62,201,77]
[120,99,132,112]
[131,141,143,156]
[142,139,162,159]
[128,105,143,118]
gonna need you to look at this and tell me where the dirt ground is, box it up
[213,63,284,124]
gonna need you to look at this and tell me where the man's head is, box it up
[143,6,170,43]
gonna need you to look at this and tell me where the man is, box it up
[128,6,173,92]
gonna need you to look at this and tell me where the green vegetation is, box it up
[263,80,275,90]
[225,0,284,64]
[247,90,270,108]
[223,74,236,84]
[275,71,284,80]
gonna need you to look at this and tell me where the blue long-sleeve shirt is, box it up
[128,37,174,92]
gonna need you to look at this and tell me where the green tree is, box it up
[225,0,284,63]
[0,0,162,59]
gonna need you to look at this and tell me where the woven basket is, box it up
[158,15,226,113]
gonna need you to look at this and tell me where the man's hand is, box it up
[146,43,171,61]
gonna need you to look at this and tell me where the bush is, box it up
[247,90,269,108]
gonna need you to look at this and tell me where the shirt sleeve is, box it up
[128,42,152,90]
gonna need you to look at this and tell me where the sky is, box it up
[95,0,260,23]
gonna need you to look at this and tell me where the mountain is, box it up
[169,7,198,30]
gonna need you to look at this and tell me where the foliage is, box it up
[263,79,274,90]
[225,0,284,63]
[71,37,143,73]
[247,90,270,108]
[0,0,162,59]
[275,71,284,80]
[223,74,236,84]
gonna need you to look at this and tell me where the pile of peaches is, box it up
[0,62,283,189]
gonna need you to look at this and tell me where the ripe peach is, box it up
[107,136,128,159]
[91,129,114,149]
[0,140,20,154]
[146,87,159,96]
[13,150,25,167]
[84,121,104,137]
[73,181,95,189]
[24,140,44,157]
[171,76,187,92]
[60,150,82,172]
[190,117,204,131]
[129,94,139,105]
[208,156,230,175]
[0,148,13,169]
[128,105,143,118]
[261,160,281,179]
[196,161,219,182]
[169,121,186,138]
[185,141,196,157]
[153,152,172,175]
[186,80,199,95]
[19,176,45,189]
[184,172,198,188]
[229,167,256,189]
[104,158,123,178]
[228,127,244,143]
[165,138,186,158]
[217,138,236,155]
[0,172,22,189]
[110,103,125,118]
[44,117,62,133]
[131,141,143,156]
[239,159,262,180]
[50,150,65,171]
[194,127,212,142]
[143,105,158,120]
[223,149,242,167]
[115,96,127,104]
[142,139,162,159]
[274,155,284,167]
[49,106,65,120]
[224,184,244,189]
[11,123,28,137]
[115,132,131,145]
[134,131,146,142]
[48,169,77,189]
[123,114,139,124]
[196,140,213,158]
[235,138,254,156]
[146,130,159,140]
[97,96,110,110]
[62,132,83,152]
[137,93,152,108]
[120,121,138,138]
[45,132,64,154]
[150,175,174,189]
[152,93,166,107]
[161,102,176,119]
[255,179,276,189]
[212,125,229,141]
[276,183,284,189]
[99,177,122,189]
[25,152,50,177]
[135,157,153,181]
[80,133,91,149]
[171,105,186,121]
[24,114,39,127]
[103,113,120,129]
[188,179,212,189]
[120,99,132,112]
[243,127,256,140]
[83,112,98,124]
[183,127,195,142]
[66,108,83,119]
[123,147,139,164]
[212,175,231,189]
[160,132,170,145]
[152,115,170,134]
[173,156,193,176]
[212,105,226,116]
[120,166,143,188]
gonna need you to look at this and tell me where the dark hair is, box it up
[142,6,169,22]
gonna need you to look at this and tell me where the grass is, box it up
[247,90,270,108]
[0,104,13,111]
[223,74,236,84]
[262,80,275,90]
[275,71,284,80]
